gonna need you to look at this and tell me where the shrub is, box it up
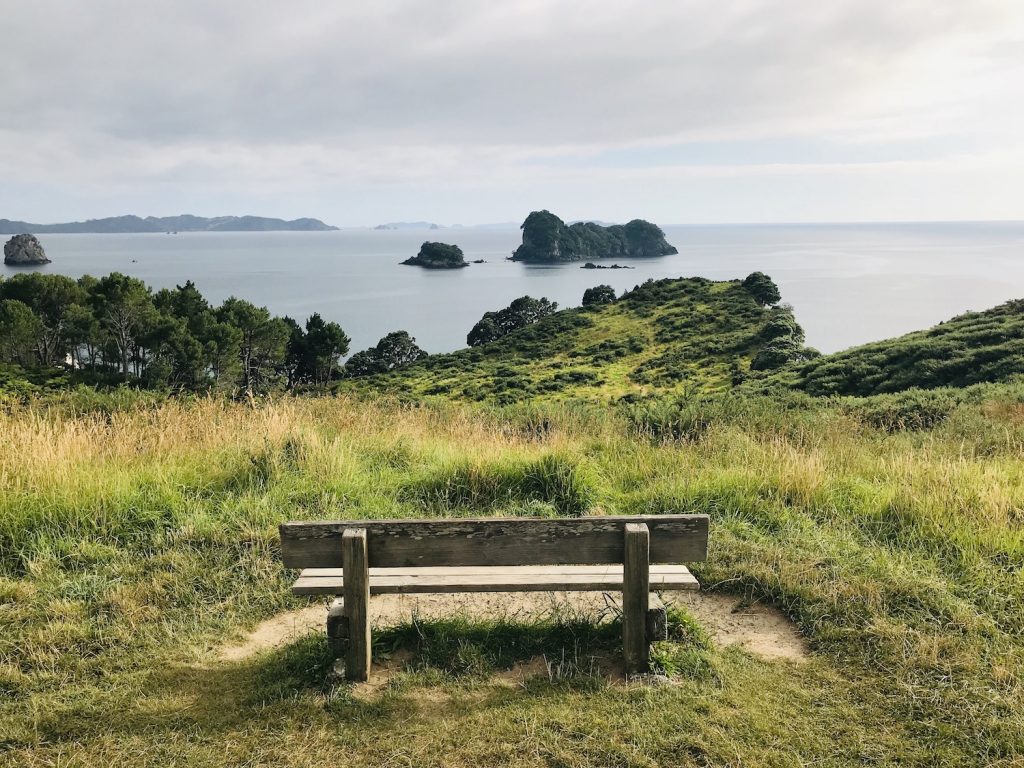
[582,285,616,307]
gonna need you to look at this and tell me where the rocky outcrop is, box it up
[401,241,468,269]
[3,234,50,265]
[510,210,678,263]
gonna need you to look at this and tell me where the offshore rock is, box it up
[3,234,50,265]
[511,210,677,263]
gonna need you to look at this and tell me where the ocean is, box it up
[5,221,1024,356]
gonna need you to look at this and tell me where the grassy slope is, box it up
[342,277,772,402]
[770,298,1024,396]
[350,280,1024,405]
[2,393,1024,766]
[5,284,1024,765]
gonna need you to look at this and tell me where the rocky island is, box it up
[510,210,677,263]
[401,241,469,269]
[4,234,50,265]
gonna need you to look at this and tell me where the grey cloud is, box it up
[1,0,1022,223]
[2,0,1017,148]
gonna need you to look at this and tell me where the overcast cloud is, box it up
[2,0,1023,224]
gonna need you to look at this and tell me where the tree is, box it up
[761,305,805,343]
[287,313,351,386]
[582,285,616,307]
[467,296,558,346]
[742,272,781,306]
[466,314,499,347]
[345,331,426,377]
[0,299,42,366]
[203,321,243,390]
[343,349,380,377]
[0,273,88,367]
[750,338,802,370]
[64,303,100,370]
[90,273,158,379]
[216,297,290,394]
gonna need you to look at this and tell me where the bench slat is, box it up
[280,515,709,569]
[291,564,700,595]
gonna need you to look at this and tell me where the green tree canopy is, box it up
[467,296,558,346]
[0,299,42,366]
[582,285,616,307]
[742,272,781,306]
[345,331,427,377]
[287,313,351,386]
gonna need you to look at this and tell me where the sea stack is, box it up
[401,241,469,268]
[3,234,50,265]
[510,210,677,263]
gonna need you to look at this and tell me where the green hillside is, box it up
[344,276,799,402]
[6,276,1024,766]
[349,281,1024,405]
[774,299,1024,396]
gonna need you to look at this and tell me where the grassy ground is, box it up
[2,390,1023,766]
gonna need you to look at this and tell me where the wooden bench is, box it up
[279,515,709,680]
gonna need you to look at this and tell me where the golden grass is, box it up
[2,391,1024,765]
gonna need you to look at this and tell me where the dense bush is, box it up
[345,331,427,377]
[794,299,1024,396]
[742,272,781,306]
[582,284,616,307]
[840,389,960,431]
[467,296,558,346]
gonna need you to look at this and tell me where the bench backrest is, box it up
[279,515,708,569]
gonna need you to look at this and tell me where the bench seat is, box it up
[292,564,699,596]
[280,515,710,678]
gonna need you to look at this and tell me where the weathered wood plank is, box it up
[280,515,708,569]
[622,523,650,674]
[646,593,667,642]
[301,565,696,577]
[291,564,699,595]
[342,529,371,682]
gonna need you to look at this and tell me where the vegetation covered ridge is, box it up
[342,274,809,402]
[758,297,1024,396]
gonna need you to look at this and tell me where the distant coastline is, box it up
[0,214,338,234]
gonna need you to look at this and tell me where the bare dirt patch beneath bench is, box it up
[217,591,808,665]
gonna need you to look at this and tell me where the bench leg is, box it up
[623,523,650,674]
[327,597,348,657]
[342,528,371,681]
[646,593,667,642]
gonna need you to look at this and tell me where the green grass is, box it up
[339,276,778,403]
[2,390,1024,765]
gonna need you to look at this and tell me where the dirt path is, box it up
[218,590,808,665]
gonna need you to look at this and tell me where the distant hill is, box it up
[373,221,443,230]
[0,215,338,234]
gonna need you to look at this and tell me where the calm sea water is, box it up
[5,222,1024,355]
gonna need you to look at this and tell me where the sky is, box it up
[2,0,1023,227]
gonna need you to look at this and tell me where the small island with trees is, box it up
[401,241,469,269]
[510,210,678,263]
